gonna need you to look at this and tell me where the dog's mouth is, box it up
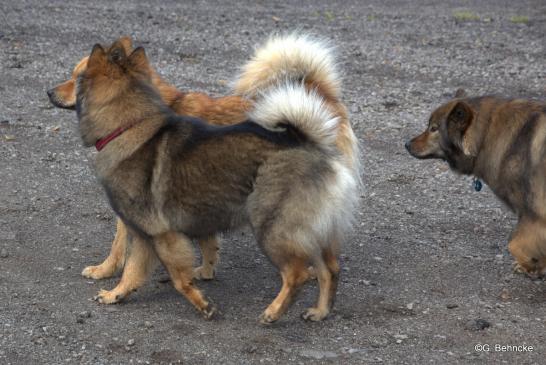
[54,102,76,111]
[409,152,437,160]
[50,100,76,110]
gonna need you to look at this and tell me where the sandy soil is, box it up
[0,0,545,364]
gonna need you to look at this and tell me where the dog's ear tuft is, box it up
[118,36,133,53]
[128,47,150,71]
[88,44,105,68]
[454,88,467,98]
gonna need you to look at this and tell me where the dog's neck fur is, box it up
[468,98,508,186]
[444,97,493,181]
[78,78,170,175]
[94,115,166,176]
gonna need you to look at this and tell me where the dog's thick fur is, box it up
[48,37,251,281]
[233,34,359,172]
[76,37,359,322]
[49,36,359,288]
[406,89,546,277]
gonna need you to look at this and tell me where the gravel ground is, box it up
[1,0,545,364]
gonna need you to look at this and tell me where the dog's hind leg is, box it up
[82,218,127,279]
[94,231,157,304]
[154,232,216,319]
[259,247,313,324]
[302,245,340,321]
[193,236,220,280]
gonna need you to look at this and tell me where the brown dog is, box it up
[48,37,251,281]
[406,89,546,277]
[48,35,360,290]
[75,38,359,322]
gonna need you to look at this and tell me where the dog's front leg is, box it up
[82,218,128,279]
[509,217,546,279]
[154,232,216,319]
[93,231,157,303]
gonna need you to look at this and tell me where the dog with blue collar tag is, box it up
[406,88,546,278]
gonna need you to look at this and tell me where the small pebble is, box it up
[244,345,258,354]
[464,318,491,331]
[78,311,91,318]
[499,288,511,301]
[127,339,135,346]
[0,249,8,258]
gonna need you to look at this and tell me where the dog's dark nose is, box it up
[404,140,411,151]
[47,89,54,99]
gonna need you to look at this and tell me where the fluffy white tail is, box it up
[233,33,341,100]
[249,83,339,148]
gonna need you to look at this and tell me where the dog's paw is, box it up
[258,309,280,325]
[512,261,542,279]
[82,265,113,280]
[193,266,215,281]
[513,261,527,274]
[93,289,123,304]
[201,302,217,320]
[301,307,329,322]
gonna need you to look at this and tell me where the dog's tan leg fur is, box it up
[260,256,311,324]
[154,232,216,319]
[94,232,157,304]
[82,218,127,279]
[509,217,546,278]
[83,221,220,281]
[302,247,340,321]
[193,236,220,280]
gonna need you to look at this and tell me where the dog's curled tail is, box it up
[249,83,339,149]
[233,33,340,101]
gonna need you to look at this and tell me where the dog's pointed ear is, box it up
[448,101,473,128]
[88,44,106,68]
[454,88,467,98]
[128,47,150,71]
[118,36,133,53]
[447,101,476,156]
[108,40,128,65]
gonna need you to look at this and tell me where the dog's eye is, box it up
[430,126,438,132]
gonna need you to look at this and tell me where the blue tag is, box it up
[473,178,482,192]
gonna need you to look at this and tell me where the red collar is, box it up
[95,122,138,151]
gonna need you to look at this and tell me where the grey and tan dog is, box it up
[406,89,546,278]
[75,38,359,323]
[48,35,360,291]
